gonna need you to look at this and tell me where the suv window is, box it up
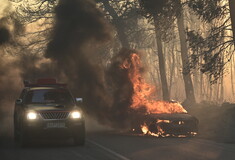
[25,89,74,105]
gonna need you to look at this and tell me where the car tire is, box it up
[14,129,20,142]
[19,131,29,147]
[19,124,30,147]
[73,125,85,146]
[14,132,20,143]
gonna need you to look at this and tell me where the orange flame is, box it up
[140,123,168,137]
[121,53,187,114]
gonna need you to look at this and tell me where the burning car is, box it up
[130,101,199,137]
[140,112,199,137]
[120,52,199,137]
[14,78,85,146]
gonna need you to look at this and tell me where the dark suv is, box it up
[14,78,85,146]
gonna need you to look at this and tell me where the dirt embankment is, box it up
[188,102,235,143]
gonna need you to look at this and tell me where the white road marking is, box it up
[87,139,131,160]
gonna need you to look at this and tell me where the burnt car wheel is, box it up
[73,125,85,146]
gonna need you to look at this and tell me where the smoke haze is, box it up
[0,0,143,132]
[0,1,17,136]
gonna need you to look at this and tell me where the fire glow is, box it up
[120,53,193,137]
[120,53,187,114]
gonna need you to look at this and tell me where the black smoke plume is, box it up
[106,49,147,127]
[46,0,111,60]
[45,0,144,128]
[106,49,145,127]
[106,49,134,116]
[0,27,10,45]
[45,0,117,126]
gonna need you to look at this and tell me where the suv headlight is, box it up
[71,111,82,119]
[27,112,37,120]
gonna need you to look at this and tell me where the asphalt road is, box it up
[1,130,235,160]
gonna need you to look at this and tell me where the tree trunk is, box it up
[231,56,235,98]
[200,71,203,101]
[229,0,235,45]
[153,16,170,101]
[102,1,130,48]
[176,3,196,104]
[220,63,224,102]
[216,82,219,101]
[168,43,176,97]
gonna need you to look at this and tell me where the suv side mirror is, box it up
[75,98,83,103]
[15,99,23,105]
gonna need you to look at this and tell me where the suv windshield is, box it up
[25,89,74,105]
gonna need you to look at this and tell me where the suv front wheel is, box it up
[18,123,31,147]
[73,125,85,146]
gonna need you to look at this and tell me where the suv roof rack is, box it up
[24,78,67,88]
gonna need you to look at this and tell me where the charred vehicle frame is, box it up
[141,113,199,137]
